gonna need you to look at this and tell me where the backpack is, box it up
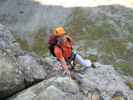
[48,35,73,57]
[48,35,58,57]
[48,35,76,68]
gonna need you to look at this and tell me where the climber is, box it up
[48,26,95,76]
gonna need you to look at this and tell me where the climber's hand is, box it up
[63,69,71,77]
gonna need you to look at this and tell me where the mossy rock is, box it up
[113,63,133,76]
[87,55,97,62]
[113,63,129,70]
[112,96,125,100]
[127,81,133,89]
[128,34,133,43]
[14,34,30,51]
[112,91,126,100]
[73,64,82,72]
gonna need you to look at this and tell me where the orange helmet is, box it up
[53,27,66,37]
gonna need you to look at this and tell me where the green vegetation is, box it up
[64,8,93,40]
[112,96,124,100]
[65,8,118,41]
[101,39,128,58]
[14,35,30,51]
[84,22,116,40]
[101,39,133,76]
[86,55,97,62]
[113,63,133,76]
[31,32,48,56]
[64,8,133,75]
[14,28,48,57]
[128,34,133,43]
[127,81,133,90]
[14,7,133,76]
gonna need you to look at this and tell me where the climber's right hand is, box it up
[63,69,71,77]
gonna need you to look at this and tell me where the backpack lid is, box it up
[48,35,57,46]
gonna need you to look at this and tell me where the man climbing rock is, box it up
[48,26,95,76]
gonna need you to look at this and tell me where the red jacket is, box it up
[54,36,72,61]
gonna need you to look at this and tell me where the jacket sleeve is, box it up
[54,47,64,61]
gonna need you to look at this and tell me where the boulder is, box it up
[0,24,16,49]
[0,24,24,98]
[74,62,132,100]
[8,77,87,100]
[7,61,133,100]
[17,54,47,84]
[0,24,47,98]
[0,50,25,99]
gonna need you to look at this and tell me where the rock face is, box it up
[0,24,24,98]
[0,24,16,49]
[0,24,47,99]
[1,0,133,75]
[0,0,71,38]
[8,77,85,100]
[74,63,133,100]
[17,54,47,84]
[0,23,132,99]
[0,49,25,98]
[0,0,133,39]
[7,62,133,100]
[0,0,133,73]
[0,1,133,99]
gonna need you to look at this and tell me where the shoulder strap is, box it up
[65,35,73,44]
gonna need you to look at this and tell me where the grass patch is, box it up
[65,7,118,41]
[127,81,133,90]
[112,96,124,100]
[113,63,133,76]
[65,10,132,75]
[84,22,115,40]
[64,8,93,40]
[31,32,48,56]
[14,34,30,51]
[86,55,97,62]
[14,29,48,57]
[100,39,128,58]
[128,34,133,43]
[66,21,117,41]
